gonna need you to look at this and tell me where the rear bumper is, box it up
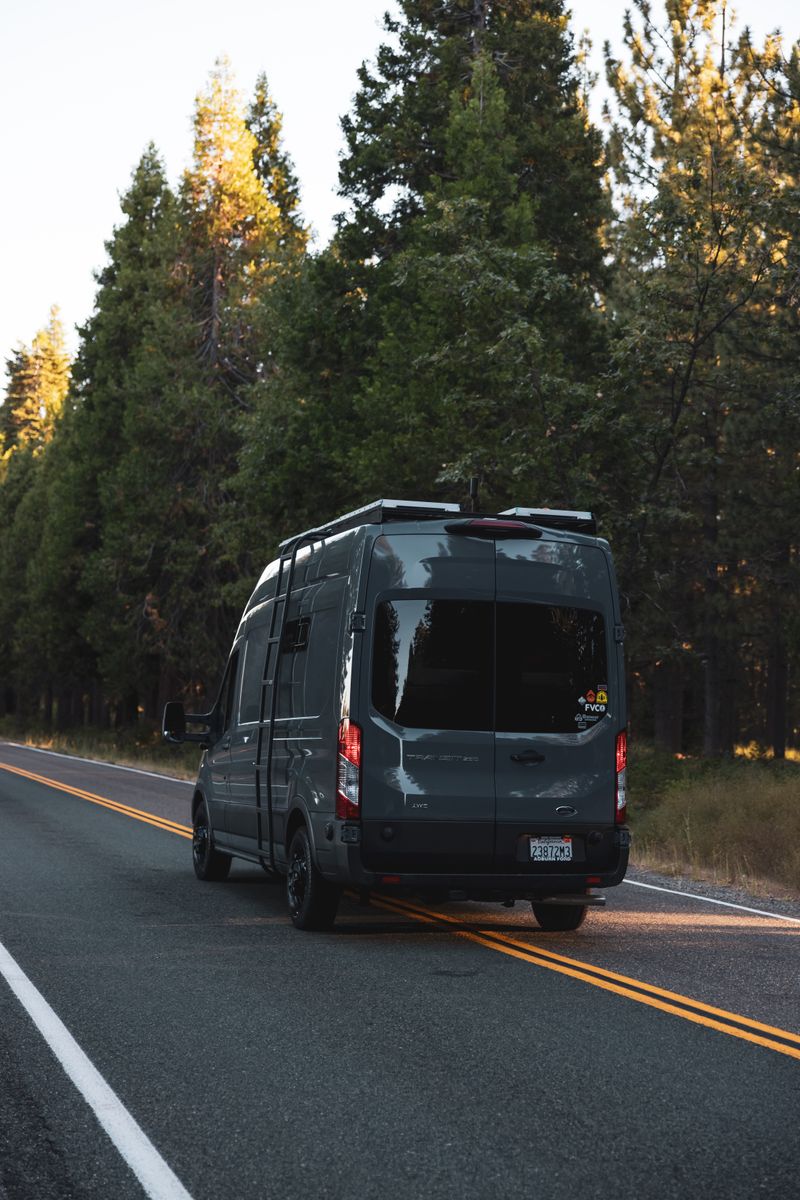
[323,827,630,898]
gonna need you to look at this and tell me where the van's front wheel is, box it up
[287,827,341,930]
[531,902,588,932]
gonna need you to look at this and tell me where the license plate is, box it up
[529,836,573,862]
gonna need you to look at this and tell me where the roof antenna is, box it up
[468,477,480,513]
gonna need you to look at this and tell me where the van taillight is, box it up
[615,730,627,824]
[337,718,362,820]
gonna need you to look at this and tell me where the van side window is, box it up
[219,649,240,734]
[281,616,310,653]
[275,579,346,720]
[238,626,268,725]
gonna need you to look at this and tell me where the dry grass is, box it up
[0,724,200,782]
[630,747,800,897]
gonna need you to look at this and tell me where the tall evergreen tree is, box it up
[603,0,797,754]
[83,63,307,711]
[0,308,70,459]
[338,0,607,286]
[247,72,307,256]
[238,0,610,540]
[0,308,71,719]
[350,50,600,507]
[182,57,306,389]
[18,149,179,725]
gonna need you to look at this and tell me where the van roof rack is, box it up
[499,507,597,535]
[279,499,461,551]
[280,499,598,551]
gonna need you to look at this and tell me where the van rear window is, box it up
[373,600,493,731]
[496,603,607,732]
[373,600,607,733]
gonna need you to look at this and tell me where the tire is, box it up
[286,827,341,930]
[192,799,232,881]
[531,902,588,932]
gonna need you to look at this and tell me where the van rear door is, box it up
[360,533,496,873]
[492,539,619,872]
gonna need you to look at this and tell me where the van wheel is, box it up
[286,827,341,930]
[192,800,231,881]
[531,903,588,932]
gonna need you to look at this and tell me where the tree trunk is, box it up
[766,630,788,760]
[653,660,684,753]
[703,636,737,757]
[700,445,736,758]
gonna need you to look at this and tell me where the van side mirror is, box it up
[163,701,213,746]
[163,701,187,743]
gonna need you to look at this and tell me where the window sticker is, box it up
[575,682,609,728]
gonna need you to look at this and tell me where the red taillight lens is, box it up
[468,519,530,531]
[336,718,362,820]
[615,730,627,824]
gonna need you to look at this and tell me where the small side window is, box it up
[281,616,310,653]
[238,626,268,725]
[219,650,240,735]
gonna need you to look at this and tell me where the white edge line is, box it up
[0,939,194,1200]
[1,741,194,785]
[624,878,800,924]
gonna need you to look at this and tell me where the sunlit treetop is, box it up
[0,306,71,461]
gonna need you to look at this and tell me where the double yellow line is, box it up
[3,758,799,1061]
[0,762,192,839]
[368,892,800,1062]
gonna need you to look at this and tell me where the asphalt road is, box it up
[0,740,798,1200]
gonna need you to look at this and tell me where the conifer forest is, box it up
[2,0,799,759]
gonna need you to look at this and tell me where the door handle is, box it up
[510,750,545,764]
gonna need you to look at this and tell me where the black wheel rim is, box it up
[193,819,209,870]
[287,844,307,914]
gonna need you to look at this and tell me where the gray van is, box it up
[163,499,629,931]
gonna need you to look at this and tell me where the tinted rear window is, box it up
[496,604,607,732]
[373,600,607,733]
[372,600,493,731]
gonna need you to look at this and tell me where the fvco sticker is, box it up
[576,685,609,724]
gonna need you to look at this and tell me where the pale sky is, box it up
[1,0,797,364]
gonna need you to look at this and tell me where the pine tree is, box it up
[0,308,70,459]
[338,0,607,286]
[12,149,179,726]
[603,0,796,754]
[182,57,305,389]
[0,309,71,719]
[237,1,610,539]
[350,50,599,507]
[83,62,307,711]
[247,72,307,256]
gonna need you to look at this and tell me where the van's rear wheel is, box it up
[287,827,340,930]
[531,903,588,932]
[192,800,231,881]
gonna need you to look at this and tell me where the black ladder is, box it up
[254,530,329,869]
